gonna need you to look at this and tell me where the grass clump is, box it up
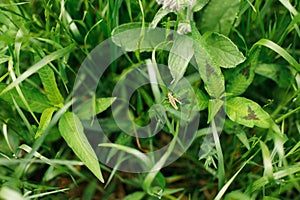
[0,0,300,199]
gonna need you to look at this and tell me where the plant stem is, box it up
[212,118,225,189]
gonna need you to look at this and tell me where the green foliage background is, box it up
[0,0,300,199]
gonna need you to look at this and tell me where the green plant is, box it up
[0,0,300,199]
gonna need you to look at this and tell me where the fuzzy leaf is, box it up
[192,0,210,12]
[112,23,166,52]
[58,112,104,183]
[226,49,259,96]
[196,88,209,111]
[38,66,64,107]
[75,97,116,120]
[204,32,246,68]
[0,83,51,113]
[168,35,194,84]
[226,97,273,128]
[208,99,224,122]
[191,23,225,99]
[35,107,56,138]
[150,7,171,28]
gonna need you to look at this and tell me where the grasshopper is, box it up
[167,92,182,110]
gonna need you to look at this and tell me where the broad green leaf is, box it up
[75,97,116,120]
[204,32,246,68]
[196,88,209,111]
[226,49,259,96]
[201,63,224,100]
[224,190,254,200]
[199,0,240,35]
[111,23,166,52]
[226,65,254,96]
[150,7,171,28]
[226,97,273,128]
[0,187,25,200]
[208,99,224,122]
[38,66,64,107]
[260,141,273,179]
[0,83,51,113]
[123,192,145,200]
[58,112,104,183]
[192,0,210,12]
[168,35,194,84]
[96,97,116,113]
[191,23,225,99]
[35,107,56,138]
[161,188,184,196]
[236,131,250,150]
[255,63,292,88]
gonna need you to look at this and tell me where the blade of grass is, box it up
[0,187,24,200]
[285,141,300,158]
[8,57,39,123]
[12,99,74,179]
[279,0,298,16]
[211,118,225,189]
[251,39,300,72]
[0,44,75,96]
[142,122,182,197]
[275,105,300,123]
[248,163,300,193]
[260,141,273,179]
[98,143,152,167]
[215,152,258,200]
[0,2,30,7]
[11,97,35,141]
[0,158,83,166]
[146,59,161,104]
[26,188,69,199]
[2,124,13,153]
[125,0,133,21]
[83,19,103,53]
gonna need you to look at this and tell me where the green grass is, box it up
[0,0,300,199]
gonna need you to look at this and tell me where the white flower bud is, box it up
[177,22,192,35]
